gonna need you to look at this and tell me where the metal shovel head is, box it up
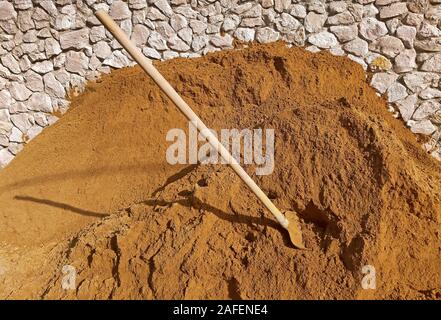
[284,210,306,249]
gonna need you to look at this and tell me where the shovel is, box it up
[95,10,305,249]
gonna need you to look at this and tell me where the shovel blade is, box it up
[284,210,306,249]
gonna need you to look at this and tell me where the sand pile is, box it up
[0,43,440,299]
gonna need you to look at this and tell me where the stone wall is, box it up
[0,0,441,167]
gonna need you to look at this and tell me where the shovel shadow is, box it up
[141,196,283,232]
[142,196,293,246]
[14,195,109,218]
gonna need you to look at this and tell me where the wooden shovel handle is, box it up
[95,10,290,229]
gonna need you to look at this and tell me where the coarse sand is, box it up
[0,42,440,299]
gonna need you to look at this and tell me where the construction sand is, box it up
[0,43,440,299]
